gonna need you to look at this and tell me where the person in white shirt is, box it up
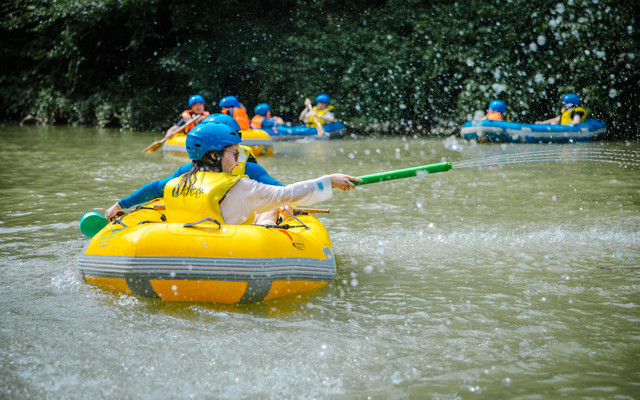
[163,122,361,226]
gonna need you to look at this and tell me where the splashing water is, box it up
[451,148,640,170]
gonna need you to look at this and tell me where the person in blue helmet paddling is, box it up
[299,94,335,127]
[535,93,588,125]
[219,95,250,130]
[483,100,509,121]
[161,123,361,226]
[250,103,284,129]
[164,94,210,140]
[105,114,282,222]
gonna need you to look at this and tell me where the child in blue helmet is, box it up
[105,114,281,222]
[483,100,508,121]
[250,103,284,129]
[164,94,210,139]
[299,94,335,127]
[535,93,588,125]
[160,123,361,226]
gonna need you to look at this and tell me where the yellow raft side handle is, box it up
[183,218,222,229]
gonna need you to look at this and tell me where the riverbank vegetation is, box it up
[1,0,638,138]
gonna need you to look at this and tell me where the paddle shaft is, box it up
[143,115,200,153]
[306,103,324,136]
[354,162,452,186]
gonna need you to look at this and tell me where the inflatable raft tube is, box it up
[460,119,606,143]
[264,122,346,141]
[78,203,334,304]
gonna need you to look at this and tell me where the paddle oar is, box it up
[80,212,108,238]
[353,162,452,185]
[142,115,200,153]
[306,102,325,136]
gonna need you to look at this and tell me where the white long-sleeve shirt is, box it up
[220,175,333,224]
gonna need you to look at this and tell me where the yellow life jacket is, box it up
[163,172,241,224]
[230,145,255,176]
[560,106,587,125]
[307,105,335,127]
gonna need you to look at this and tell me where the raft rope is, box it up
[263,208,310,230]
[282,207,310,230]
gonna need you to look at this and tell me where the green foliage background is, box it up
[1,0,638,138]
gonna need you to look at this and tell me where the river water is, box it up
[1,124,638,399]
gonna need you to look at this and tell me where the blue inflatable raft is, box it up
[264,122,346,141]
[460,119,606,143]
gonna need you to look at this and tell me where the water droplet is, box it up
[502,377,511,387]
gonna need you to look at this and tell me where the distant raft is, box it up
[263,122,346,141]
[77,202,335,304]
[460,119,606,143]
[164,129,274,157]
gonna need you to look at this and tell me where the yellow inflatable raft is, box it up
[163,129,274,158]
[77,202,335,304]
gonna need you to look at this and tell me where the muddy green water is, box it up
[0,124,638,399]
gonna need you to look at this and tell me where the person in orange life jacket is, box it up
[250,103,284,129]
[483,100,509,121]
[171,123,361,226]
[535,93,588,125]
[164,94,210,140]
[299,94,335,126]
[219,95,250,130]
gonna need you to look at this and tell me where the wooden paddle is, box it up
[305,100,325,136]
[142,115,200,153]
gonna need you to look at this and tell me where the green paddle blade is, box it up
[80,211,108,238]
[354,162,452,185]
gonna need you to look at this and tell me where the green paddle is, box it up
[80,211,108,238]
[354,161,452,185]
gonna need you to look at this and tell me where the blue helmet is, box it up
[200,113,242,132]
[488,100,506,113]
[254,103,270,116]
[188,94,205,107]
[562,93,580,108]
[186,123,241,161]
[219,95,241,108]
[315,94,330,104]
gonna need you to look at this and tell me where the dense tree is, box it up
[1,0,638,138]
